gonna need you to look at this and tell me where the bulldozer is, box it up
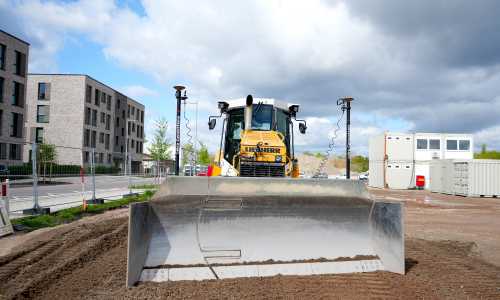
[126,95,404,287]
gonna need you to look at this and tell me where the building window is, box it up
[84,129,90,147]
[128,122,131,135]
[101,112,106,123]
[85,107,91,125]
[446,140,458,150]
[99,132,104,143]
[0,143,7,159]
[128,105,130,117]
[0,77,4,102]
[99,153,104,164]
[12,82,24,107]
[416,139,427,150]
[116,117,119,126]
[0,44,5,70]
[106,114,111,130]
[429,139,440,150]
[38,82,50,100]
[132,123,135,132]
[14,51,26,77]
[95,89,100,106]
[132,106,135,116]
[131,139,135,148]
[9,144,21,160]
[86,85,92,103]
[107,95,111,110]
[0,109,2,136]
[122,110,125,119]
[115,135,119,146]
[141,110,144,123]
[91,130,96,148]
[35,127,44,143]
[116,98,120,109]
[105,134,110,150]
[10,112,23,138]
[92,109,97,126]
[121,145,123,153]
[121,127,124,136]
[37,105,50,123]
[84,151,89,163]
[459,140,470,151]
[107,153,112,163]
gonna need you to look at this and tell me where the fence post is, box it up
[91,148,96,202]
[23,142,49,215]
[32,142,40,211]
[5,179,9,215]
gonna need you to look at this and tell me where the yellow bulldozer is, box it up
[126,95,404,286]
[207,95,305,178]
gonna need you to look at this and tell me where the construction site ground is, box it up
[1,188,500,299]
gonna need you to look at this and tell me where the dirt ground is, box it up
[1,189,500,299]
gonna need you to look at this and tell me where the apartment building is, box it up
[25,74,145,171]
[0,30,29,166]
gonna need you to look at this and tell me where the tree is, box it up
[474,144,500,159]
[197,142,211,165]
[148,118,172,161]
[351,155,369,173]
[38,143,57,182]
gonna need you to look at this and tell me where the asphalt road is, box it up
[8,175,155,199]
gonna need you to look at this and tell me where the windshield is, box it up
[251,104,273,130]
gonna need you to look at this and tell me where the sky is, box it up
[1,0,500,156]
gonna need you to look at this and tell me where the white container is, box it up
[429,159,500,197]
[454,160,500,197]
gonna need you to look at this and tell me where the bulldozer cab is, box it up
[223,103,291,168]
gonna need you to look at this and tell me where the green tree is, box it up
[197,142,211,165]
[148,118,172,161]
[474,144,500,159]
[351,155,369,173]
[38,143,57,182]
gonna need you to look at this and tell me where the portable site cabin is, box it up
[368,132,474,189]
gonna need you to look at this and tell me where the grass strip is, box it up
[129,184,159,190]
[11,190,156,231]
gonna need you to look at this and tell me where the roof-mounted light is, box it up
[218,101,229,113]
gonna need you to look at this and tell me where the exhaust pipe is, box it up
[244,95,253,130]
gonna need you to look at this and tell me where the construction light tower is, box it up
[174,85,188,176]
[337,97,354,179]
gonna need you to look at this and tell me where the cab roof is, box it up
[225,98,297,112]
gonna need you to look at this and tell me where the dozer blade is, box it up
[126,177,404,287]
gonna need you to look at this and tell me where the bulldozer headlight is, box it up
[275,155,283,162]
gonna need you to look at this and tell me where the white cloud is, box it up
[3,0,500,154]
[121,85,159,99]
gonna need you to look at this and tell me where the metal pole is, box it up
[173,86,187,176]
[91,148,96,201]
[175,92,181,176]
[346,100,351,179]
[32,142,39,211]
[124,120,128,176]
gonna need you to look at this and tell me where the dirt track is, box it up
[1,190,500,299]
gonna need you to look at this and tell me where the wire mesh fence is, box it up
[0,142,166,218]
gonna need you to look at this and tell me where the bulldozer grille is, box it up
[239,162,285,177]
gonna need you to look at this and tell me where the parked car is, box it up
[0,165,9,180]
[359,172,368,181]
[0,165,9,175]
